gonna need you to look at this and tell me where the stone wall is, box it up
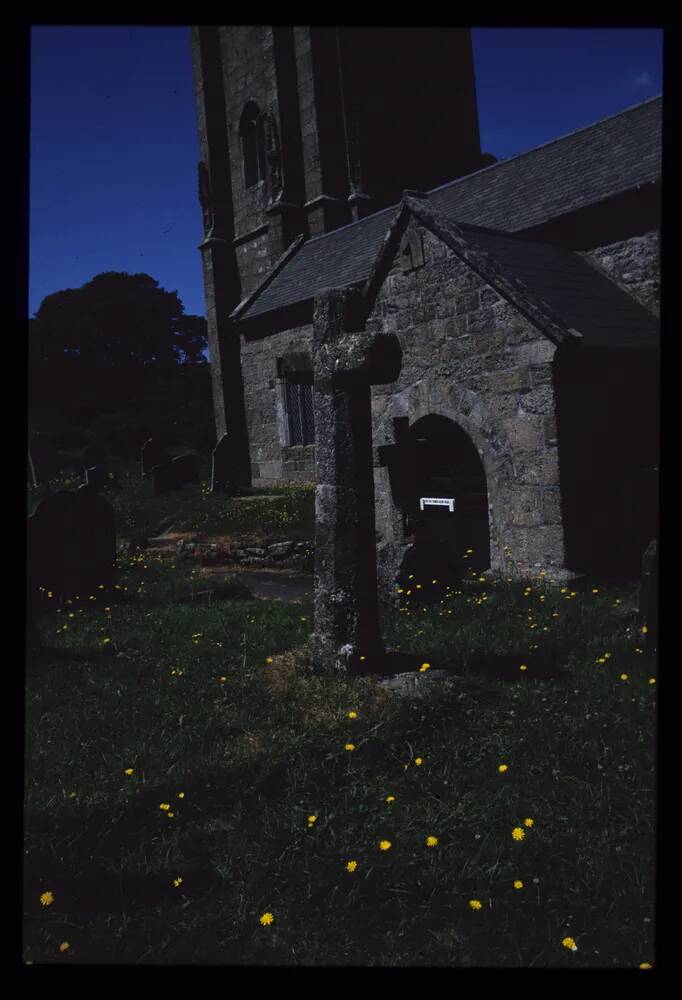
[240,323,315,484]
[366,222,567,588]
[584,230,659,316]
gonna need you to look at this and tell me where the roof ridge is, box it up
[301,94,661,251]
[428,94,662,197]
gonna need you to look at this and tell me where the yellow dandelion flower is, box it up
[167,812,174,818]
[124,768,134,776]
[592,588,599,594]
[498,764,508,773]
[178,792,185,799]
[307,814,317,826]
[102,637,111,644]
[345,860,358,872]
[159,803,171,811]
[513,880,524,889]
[432,579,438,584]
[649,678,656,685]
[562,936,578,951]
[359,655,366,661]
[523,818,534,827]
[519,664,528,671]
[219,676,227,683]
[512,827,525,841]
[259,912,274,926]
[265,656,273,664]
[173,877,183,887]
[469,899,482,910]
[347,710,358,719]
[345,743,356,752]
[415,757,423,766]
[620,674,629,681]
[386,795,396,803]
[641,625,648,634]
[379,839,392,851]
[604,652,611,659]
[425,835,439,847]
[39,891,54,906]
[59,941,70,952]
[639,963,652,969]
[596,658,606,664]
[419,662,431,672]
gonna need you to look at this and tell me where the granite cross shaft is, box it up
[312,287,402,674]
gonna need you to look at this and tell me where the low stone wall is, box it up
[178,537,314,568]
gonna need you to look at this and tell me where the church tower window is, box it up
[240,102,266,188]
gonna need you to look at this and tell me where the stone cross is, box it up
[311,287,401,674]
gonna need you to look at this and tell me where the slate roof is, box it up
[458,225,659,350]
[237,95,661,324]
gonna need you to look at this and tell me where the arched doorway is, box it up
[397,414,490,584]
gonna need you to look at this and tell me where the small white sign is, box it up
[419,497,455,512]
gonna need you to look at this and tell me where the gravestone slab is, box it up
[211,433,240,494]
[78,465,106,494]
[83,446,108,476]
[27,491,116,606]
[149,454,199,495]
[638,538,658,645]
[141,438,169,478]
[28,437,60,486]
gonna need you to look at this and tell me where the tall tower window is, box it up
[240,102,266,188]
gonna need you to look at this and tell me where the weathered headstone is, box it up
[638,539,658,645]
[311,286,402,674]
[78,465,106,494]
[83,445,108,475]
[171,453,200,485]
[28,437,60,486]
[27,491,116,607]
[211,433,240,494]
[149,454,200,495]
[141,438,169,478]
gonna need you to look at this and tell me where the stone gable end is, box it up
[366,223,566,586]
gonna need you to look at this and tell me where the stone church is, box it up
[191,26,660,591]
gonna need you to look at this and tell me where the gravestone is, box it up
[311,286,402,674]
[211,433,240,494]
[78,465,106,494]
[141,438,169,478]
[27,491,116,608]
[149,454,200,495]
[28,437,60,486]
[83,445,108,476]
[638,539,658,645]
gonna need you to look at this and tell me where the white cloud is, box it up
[633,71,653,91]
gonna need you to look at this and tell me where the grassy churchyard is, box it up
[24,467,656,967]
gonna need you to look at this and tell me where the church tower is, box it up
[191,26,483,472]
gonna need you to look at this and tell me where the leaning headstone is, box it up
[311,286,402,675]
[27,491,116,606]
[141,438,169,478]
[638,539,658,645]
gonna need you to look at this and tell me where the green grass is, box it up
[24,549,656,967]
[28,463,315,542]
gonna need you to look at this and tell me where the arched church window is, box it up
[240,102,266,188]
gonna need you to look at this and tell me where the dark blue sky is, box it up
[29,26,663,320]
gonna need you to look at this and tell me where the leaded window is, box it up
[286,374,315,445]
